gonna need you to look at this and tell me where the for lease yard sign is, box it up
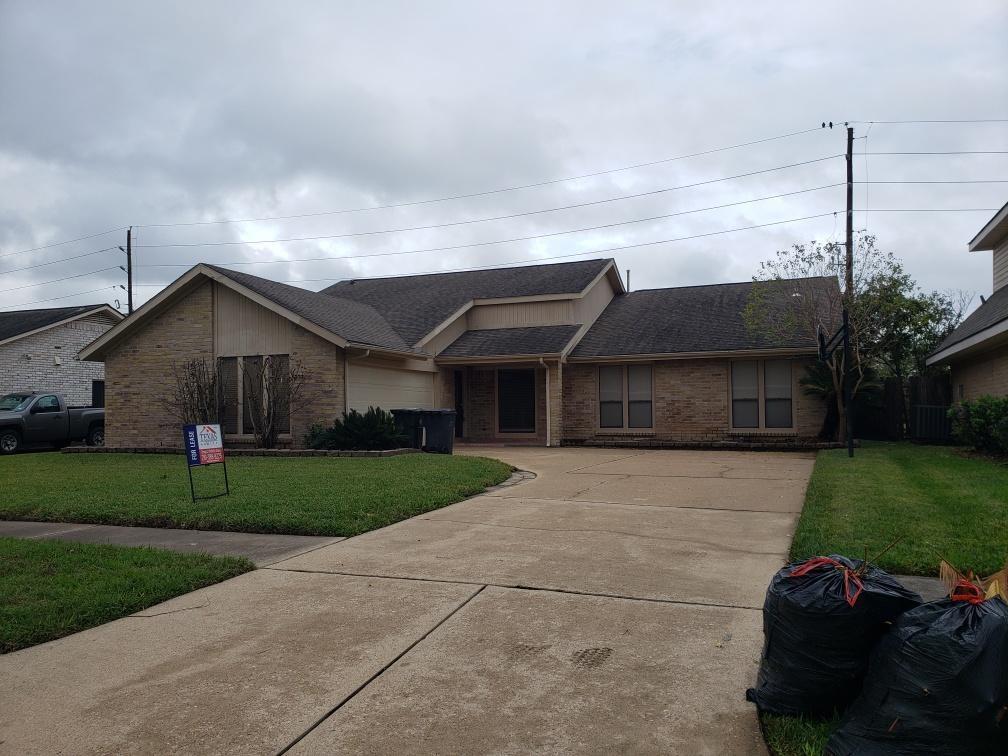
[183,423,225,466]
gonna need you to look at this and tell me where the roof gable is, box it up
[0,304,121,346]
[204,266,410,352]
[322,258,615,346]
[930,284,1008,361]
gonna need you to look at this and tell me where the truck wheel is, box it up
[87,425,105,447]
[0,430,20,454]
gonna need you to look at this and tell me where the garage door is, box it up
[348,364,433,412]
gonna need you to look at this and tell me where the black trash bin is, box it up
[390,408,424,449]
[418,409,456,454]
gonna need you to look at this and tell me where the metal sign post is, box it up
[817,309,854,458]
[182,423,230,502]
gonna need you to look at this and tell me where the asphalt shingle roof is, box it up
[322,259,612,346]
[439,325,581,358]
[0,304,113,344]
[932,284,1008,355]
[572,277,838,358]
[206,266,412,352]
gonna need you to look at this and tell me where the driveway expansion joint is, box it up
[275,583,487,755]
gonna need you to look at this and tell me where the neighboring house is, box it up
[0,304,123,406]
[79,259,832,448]
[928,201,1008,399]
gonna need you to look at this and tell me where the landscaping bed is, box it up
[0,452,513,536]
[0,537,252,653]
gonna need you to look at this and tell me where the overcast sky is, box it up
[1,1,1006,314]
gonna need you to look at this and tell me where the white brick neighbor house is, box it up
[0,304,123,406]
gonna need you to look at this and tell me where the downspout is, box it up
[540,357,550,447]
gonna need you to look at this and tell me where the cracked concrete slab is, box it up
[291,586,766,756]
[276,494,795,608]
[0,570,475,755]
[0,520,343,566]
[566,474,808,512]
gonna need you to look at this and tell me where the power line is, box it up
[852,208,998,212]
[0,247,118,276]
[855,151,1008,155]
[0,286,121,312]
[847,119,1008,124]
[135,127,826,229]
[0,227,126,260]
[0,266,121,295]
[137,184,844,269]
[135,155,843,249]
[133,211,837,290]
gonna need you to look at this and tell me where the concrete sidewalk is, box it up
[0,446,814,754]
[0,520,342,566]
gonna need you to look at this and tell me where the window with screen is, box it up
[764,360,793,428]
[627,365,653,428]
[497,369,536,433]
[731,362,759,428]
[599,365,653,429]
[598,366,624,428]
[218,357,239,434]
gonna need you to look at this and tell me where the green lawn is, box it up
[790,441,1008,576]
[0,537,252,653]
[0,452,512,536]
[762,714,838,756]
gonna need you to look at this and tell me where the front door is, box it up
[497,369,536,434]
[453,370,465,438]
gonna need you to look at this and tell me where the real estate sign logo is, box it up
[183,423,225,466]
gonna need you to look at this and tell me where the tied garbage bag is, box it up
[746,554,922,717]
[826,582,1008,756]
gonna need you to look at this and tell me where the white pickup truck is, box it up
[0,391,105,454]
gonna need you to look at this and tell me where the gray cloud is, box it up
[1,0,1006,313]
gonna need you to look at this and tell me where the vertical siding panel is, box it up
[214,283,293,356]
[993,241,1008,293]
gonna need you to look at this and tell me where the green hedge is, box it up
[949,395,1008,454]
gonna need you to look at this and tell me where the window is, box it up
[218,354,292,436]
[598,365,653,429]
[34,395,61,413]
[731,359,793,430]
[764,360,793,428]
[731,362,758,428]
[598,366,623,428]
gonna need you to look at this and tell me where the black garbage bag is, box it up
[826,587,1008,756]
[746,554,922,717]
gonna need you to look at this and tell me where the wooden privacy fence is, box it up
[852,374,953,443]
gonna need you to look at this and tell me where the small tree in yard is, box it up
[241,355,309,449]
[744,233,967,440]
[165,357,225,425]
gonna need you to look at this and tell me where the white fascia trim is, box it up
[0,305,123,349]
[414,300,475,349]
[969,201,1008,251]
[926,318,1008,366]
[566,347,819,363]
[435,353,563,365]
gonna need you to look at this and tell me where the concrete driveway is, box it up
[0,446,814,755]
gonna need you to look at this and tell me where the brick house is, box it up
[928,200,1008,398]
[80,259,832,448]
[0,304,122,406]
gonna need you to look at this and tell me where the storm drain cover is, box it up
[570,647,613,668]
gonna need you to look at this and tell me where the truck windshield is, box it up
[0,393,33,411]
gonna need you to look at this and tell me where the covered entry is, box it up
[496,368,536,433]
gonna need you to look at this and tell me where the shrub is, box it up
[305,407,408,451]
[949,395,1008,454]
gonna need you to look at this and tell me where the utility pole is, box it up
[124,227,133,314]
[845,125,854,297]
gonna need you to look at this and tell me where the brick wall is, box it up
[0,318,114,405]
[951,343,1008,400]
[563,357,826,444]
[105,283,215,447]
[104,282,350,448]
[456,365,549,444]
[289,328,345,444]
